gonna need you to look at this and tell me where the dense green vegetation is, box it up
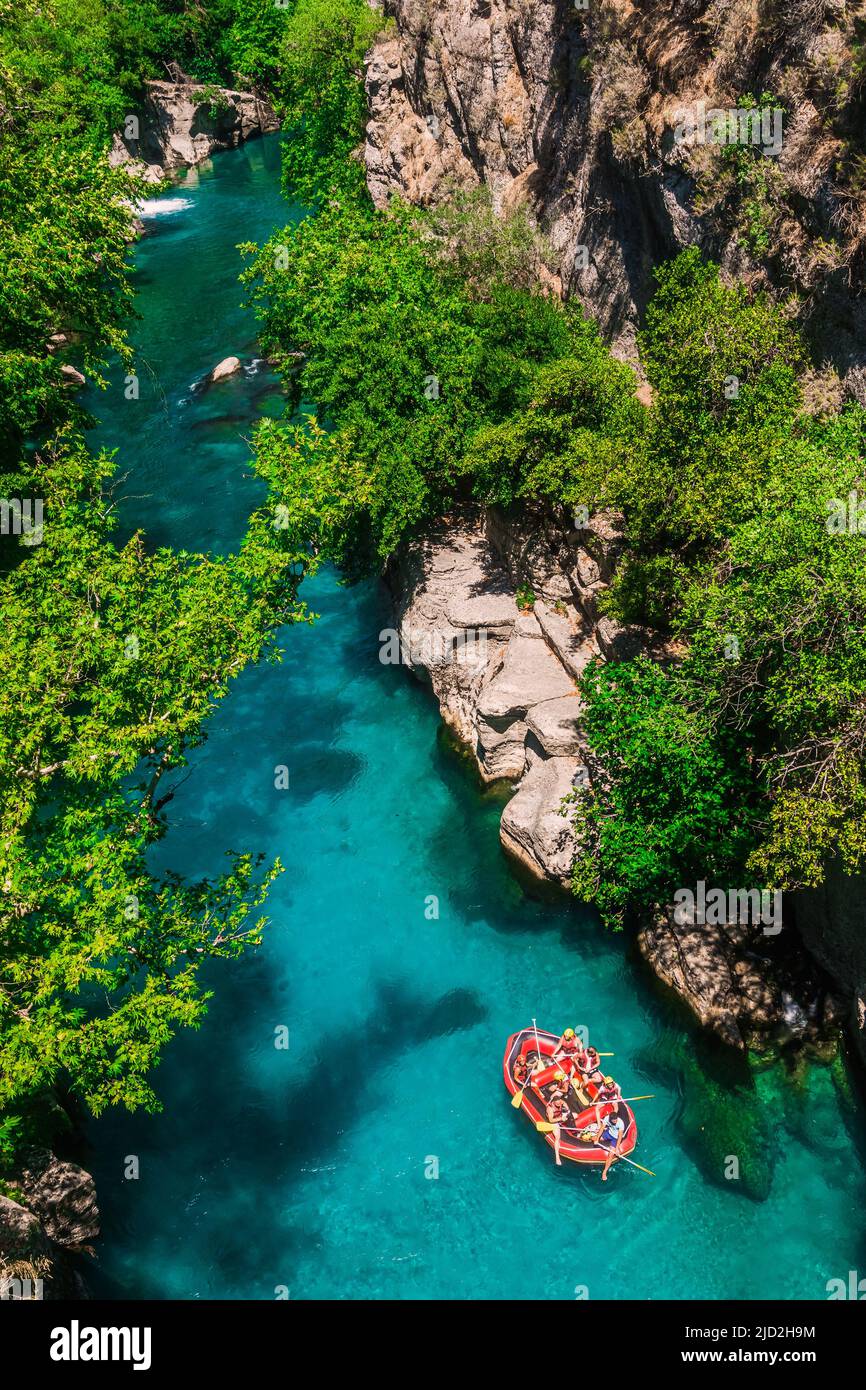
[0,1,304,1164]
[568,254,866,922]
[251,0,866,930]
[244,197,600,574]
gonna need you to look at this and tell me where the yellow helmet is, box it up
[603,1075,614,1086]
[563,1028,575,1039]
[554,1070,566,1082]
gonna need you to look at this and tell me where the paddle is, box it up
[601,1150,656,1178]
[511,1074,536,1108]
[511,1021,550,1107]
[535,1097,655,1131]
[539,1096,655,1115]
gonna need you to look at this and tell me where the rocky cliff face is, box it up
[110,79,279,185]
[366,0,866,392]
[390,509,840,1050]
[794,871,866,1066]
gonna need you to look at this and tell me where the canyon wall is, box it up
[366,0,866,393]
[390,509,841,1053]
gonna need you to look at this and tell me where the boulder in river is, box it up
[209,355,242,383]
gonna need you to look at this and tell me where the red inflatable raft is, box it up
[503,1026,637,1166]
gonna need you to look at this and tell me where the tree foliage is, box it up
[244,197,588,574]
[0,0,306,1160]
[570,260,866,920]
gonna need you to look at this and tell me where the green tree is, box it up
[275,0,385,205]
[244,197,583,573]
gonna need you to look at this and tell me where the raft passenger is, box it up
[593,1075,622,1125]
[513,1053,531,1087]
[545,1072,571,1167]
[597,1102,627,1182]
[553,1027,580,1066]
[580,1046,603,1085]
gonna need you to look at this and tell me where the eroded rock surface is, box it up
[365,0,866,392]
[16,1150,99,1250]
[390,508,835,1051]
[110,79,279,184]
[389,508,620,884]
[638,900,843,1051]
[794,870,866,1068]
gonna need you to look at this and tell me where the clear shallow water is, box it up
[84,136,866,1301]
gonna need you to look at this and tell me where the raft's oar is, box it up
[534,1096,655,1133]
[511,1073,537,1108]
[599,1148,656,1178]
[511,1023,549,1107]
[575,1094,654,1105]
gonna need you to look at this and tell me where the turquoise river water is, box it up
[83,134,866,1301]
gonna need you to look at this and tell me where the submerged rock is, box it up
[679,1067,776,1203]
[641,1034,776,1202]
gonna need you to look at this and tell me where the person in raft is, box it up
[513,1053,531,1087]
[580,1046,603,1086]
[546,1072,572,1167]
[596,1102,627,1181]
[553,1028,581,1066]
[593,1075,622,1124]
